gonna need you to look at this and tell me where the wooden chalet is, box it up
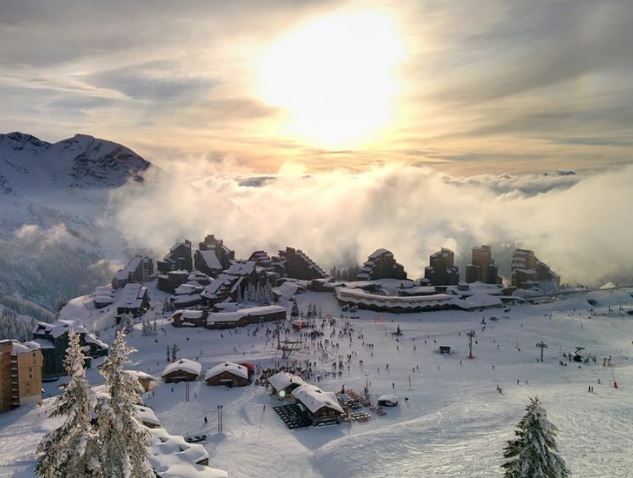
[161,358,201,383]
[291,384,345,424]
[267,371,305,398]
[204,361,250,387]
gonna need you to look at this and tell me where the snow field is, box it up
[2,286,633,477]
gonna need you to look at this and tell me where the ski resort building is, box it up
[268,371,305,398]
[0,340,43,412]
[199,261,258,305]
[194,235,235,276]
[424,248,460,286]
[148,427,226,477]
[171,306,287,329]
[510,249,560,292]
[356,249,407,280]
[465,245,501,285]
[158,270,190,294]
[112,255,154,288]
[335,287,455,313]
[116,282,150,317]
[291,384,345,424]
[204,361,250,387]
[280,247,328,280]
[249,250,273,268]
[161,358,202,383]
[171,309,207,327]
[32,321,108,377]
[157,240,193,273]
[135,405,161,429]
[93,285,115,309]
[205,305,286,329]
[249,250,285,281]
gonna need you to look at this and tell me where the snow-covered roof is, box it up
[206,305,285,323]
[225,261,255,277]
[188,271,210,281]
[176,310,204,320]
[173,294,201,306]
[202,273,238,298]
[198,249,222,271]
[378,394,398,403]
[94,295,114,305]
[114,255,144,282]
[205,361,249,380]
[161,359,202,378]
[273,281,303,299]
[84,333,108,350]
[174,284,198,295]
[369,248,390,259]
[35,320,106,349]
[292,384,344,415]
[120,282,148,308]
[336,287,454,311]
[31,338,54,349]
[268,371,305,391]
[169,270,190,277]
[95,286,114,296]
[2,340,40,355]
[135,405,161,427]
[464,293,502,307]
[148,428,226,478]
[125,369,158,381]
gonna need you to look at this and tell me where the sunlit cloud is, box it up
[0,1,631,172]
[110,161,633,285]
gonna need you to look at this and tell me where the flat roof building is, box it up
[0,340,43,412]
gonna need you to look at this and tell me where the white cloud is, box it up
[13,223,76,248]
[109,162,633,285]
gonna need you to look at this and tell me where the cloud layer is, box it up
[110,163,633,285]
[1,0,633,172]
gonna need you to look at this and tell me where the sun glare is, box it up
[256,11,406,148]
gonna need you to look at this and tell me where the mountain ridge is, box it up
[0,131,153,309]
[0,131,151,190]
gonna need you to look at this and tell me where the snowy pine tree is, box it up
[257,283,266,304]
[290,300,299,319]
[502,397,570,478]
[94,331,153,478]
[263,282,273,305]
[0,308,35,341]
[36,331,101,478]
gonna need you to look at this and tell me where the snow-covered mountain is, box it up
[0,132,152,310]
[0,132,149,190]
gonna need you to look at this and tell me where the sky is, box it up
[2,0,633,174]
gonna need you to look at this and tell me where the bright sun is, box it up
[256,11,406,148]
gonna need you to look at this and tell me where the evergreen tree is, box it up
[0,308,35,341]
[36,331,101,478]
[290,300,299,319]
[502,397,570,478]
[94,331,153,478]
[263,282,273,305]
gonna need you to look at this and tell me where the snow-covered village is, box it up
[3,2,633,477]
[2,232,633,477]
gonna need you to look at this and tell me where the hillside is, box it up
[0,132,152,309]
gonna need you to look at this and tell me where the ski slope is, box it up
[2,286,633,477]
